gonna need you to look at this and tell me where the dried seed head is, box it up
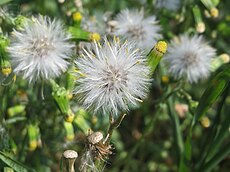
[63,150,78,172]
[63,150,78,159]
[87,132,103,144]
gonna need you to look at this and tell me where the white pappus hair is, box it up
[164,34,216,83]
[74,37,151,116]
[8,15,73,82]
[113,9,162,51]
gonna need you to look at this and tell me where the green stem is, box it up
[167,97,186,172]
[105,113,126,145]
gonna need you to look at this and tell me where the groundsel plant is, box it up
[113,9,161,51]
[164,34,216,83]
[74,37,151,116]
[8,15,73,82]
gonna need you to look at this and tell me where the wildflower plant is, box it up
[0,0,230,172]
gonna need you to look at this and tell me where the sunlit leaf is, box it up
[0,151,35,172]
[0,0,12,6]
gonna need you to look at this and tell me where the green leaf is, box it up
[0,151,35,172]
[194,66,230,123]
[205,87,230,162]
[5,117,27,124]
[202,142,230,172]
[68,27,90,41]
[185,65,230,166]
[0,0,12,6]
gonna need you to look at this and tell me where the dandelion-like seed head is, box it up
[8,15,73,82]
[74,37,151,116]
[113,9,162,51]
[164,35,216,83]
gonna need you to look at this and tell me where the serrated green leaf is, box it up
[0,151,35,172]
[194,67,230,123]
[0,0,12,6]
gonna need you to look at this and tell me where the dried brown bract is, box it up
[79,131,113,172]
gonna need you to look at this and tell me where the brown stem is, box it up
[104,113,126,144]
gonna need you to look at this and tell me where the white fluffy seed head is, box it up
[164,34,216,83]
[74,37,151,116]
[8,15,73,83]
[113,9,162,51]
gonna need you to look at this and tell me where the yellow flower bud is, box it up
[219,53,230,63]
[73,12,82,22]
[148,41,167,73]
[153,41,167,57]
[66,134,75,141]
[1,66,12,76]
[1,60,12,76]
[196,22,205,33]
[65,114,75,123]
[161,75,169,84]
[65,109,75,123]
[29,140,37,151]
[90,32,101,41]
[201,117,210,128]
[67,91,73,100]
[210,7,219,18]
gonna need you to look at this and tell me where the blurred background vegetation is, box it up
[0,0,230,172]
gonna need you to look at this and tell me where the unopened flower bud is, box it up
[196,22,205,33]
[64,122,75,141]
[161,75,169,84]
[200,117,210,128]
[72,12,82,22]
[210,7,219,18]
[219,53,230,63]
[1,60,12,76]
[148,41,167,73]
[64,110,75,123]
[89,32,101,41]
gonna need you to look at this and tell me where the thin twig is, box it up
[104,113,126,145]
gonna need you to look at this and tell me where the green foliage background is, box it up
[0,0,230,172]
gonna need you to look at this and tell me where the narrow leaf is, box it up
[202,143,230,172]
[194,67,230,123]
[0,151,35,172]
[0,0,12,6]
